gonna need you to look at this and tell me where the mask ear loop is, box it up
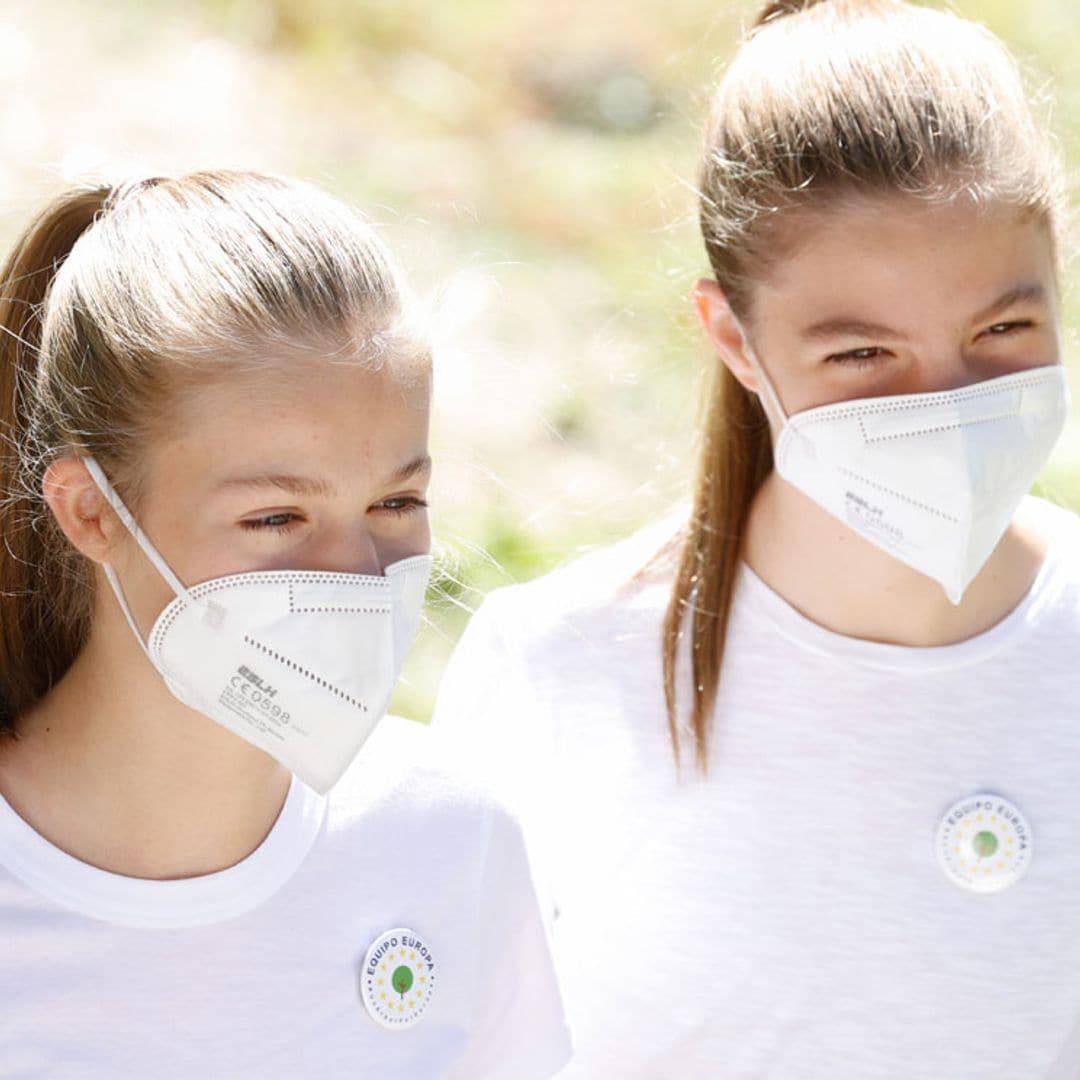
[733,321,789,429]
[82,456,207,659]
[752,359,789,428]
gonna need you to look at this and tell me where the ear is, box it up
[41,457,126,566]
[692,279,761,395]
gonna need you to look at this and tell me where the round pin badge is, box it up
[361,927,436,1030]
[936,793,1032,894]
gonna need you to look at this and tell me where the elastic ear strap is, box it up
[733,322,789,427]
[747,352,788,428]
[101,562,155,662]
[81,456,193,601]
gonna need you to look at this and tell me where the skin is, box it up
[0,355,432,879]
[695,194,1062,646]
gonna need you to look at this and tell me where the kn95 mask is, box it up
[746,355,1069,604]
[83,456,431,793]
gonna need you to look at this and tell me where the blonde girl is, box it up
[0,172,568,1077]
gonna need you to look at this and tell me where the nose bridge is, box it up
[916,343,984,395]
[321,522,383,577]
[353,527,384,577]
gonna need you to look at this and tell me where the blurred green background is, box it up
[3,0,1078,718]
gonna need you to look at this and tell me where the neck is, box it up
[742,473,1047,646]
[0,609,293,880]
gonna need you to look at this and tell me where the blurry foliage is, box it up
[3,0,1079,719]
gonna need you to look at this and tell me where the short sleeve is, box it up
[447,806,572,1080]
[431,592,561,928]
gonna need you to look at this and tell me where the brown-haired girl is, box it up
[0,172,569,1076]
[434,2,1080,1075]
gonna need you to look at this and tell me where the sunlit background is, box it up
[3,0,1078,717]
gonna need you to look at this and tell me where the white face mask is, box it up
[83,456,431,793]
[744,348,1069,604]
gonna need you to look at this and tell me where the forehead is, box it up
[149,356,431,490]
[750,194,1056,327]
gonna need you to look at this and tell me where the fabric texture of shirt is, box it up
[0,716,571,1079]
[432,497,1080,1079]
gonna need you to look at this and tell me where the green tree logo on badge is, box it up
[361,927,437,1030]
[935,794,1032,895]
[392,965,414,998]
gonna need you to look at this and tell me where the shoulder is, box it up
[467,508,685,653]
[1025,493,1080,543]
[1024,495,1080,588]
[999,495,1080,638]
[328,714,520,838]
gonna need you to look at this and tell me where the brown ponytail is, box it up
[0,186,112,730]
[663,0,1064,770]
[662,366,771,771]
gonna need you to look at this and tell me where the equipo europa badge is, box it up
[361,927,437,1029]
[936,793,1032,894]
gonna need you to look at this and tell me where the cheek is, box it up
[375,512,431,568]
[104,534,183,634]
[380,514,429,557]
[1010,326,1060,369]
[753,353,833,417]
[131,496,239,591]
[790,369,894,413]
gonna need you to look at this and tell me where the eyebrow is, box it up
[972,283,1047,325]
[800,316,910,343]
[799,283,1048,343]
[214,455,432,497]
[214,473,333,497]
[390,454,432,484]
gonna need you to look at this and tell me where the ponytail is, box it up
[662,367,772,772]
[0,185,112,731]
[753,0,830,28]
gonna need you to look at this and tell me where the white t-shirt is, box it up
[432,498,1080,1079]
[0,716,571,1079]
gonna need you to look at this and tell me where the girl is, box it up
[0,171,569,1077]
[433,2,1080,1076]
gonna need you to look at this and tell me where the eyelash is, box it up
[981,319,1034,339]
[826,321,1036,367]
[240,514,299,535]
[826,347,885,369]
[240,497,429,534]
[378,496,429,517]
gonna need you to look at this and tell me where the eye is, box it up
[979,320,1034,339]
[825,346,888,368]
[374,496,429,517]
[240,512,302,534]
